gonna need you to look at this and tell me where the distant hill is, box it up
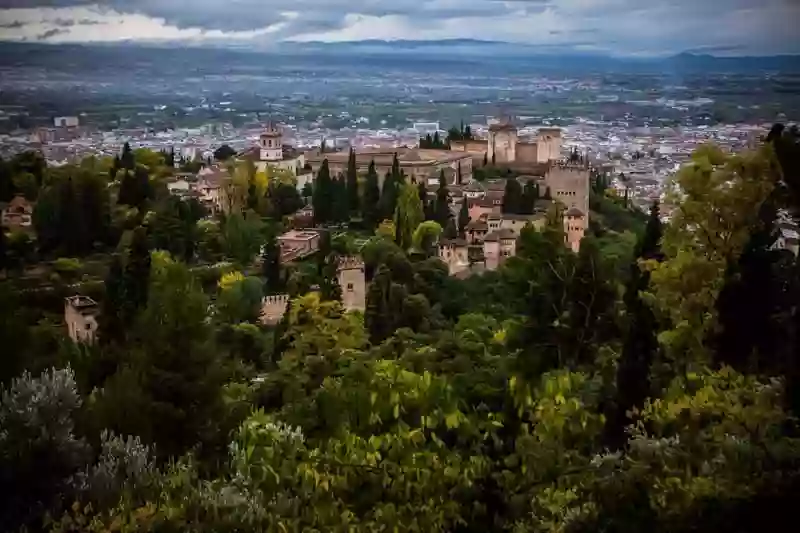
[0,41,797,74]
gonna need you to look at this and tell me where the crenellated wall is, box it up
[260,294,290,325]
[260,256,367,324]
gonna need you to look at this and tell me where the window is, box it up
[347,283,354,292]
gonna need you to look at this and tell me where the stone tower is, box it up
[487,119,518,163]
[259,123,283,162]
[337,256,366,312]
[260,294,290,325]
[65,295,99,344]
[536,127,563,163]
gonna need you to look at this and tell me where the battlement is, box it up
[337,256,365,271]
[262,294,290,306]
[552,161,589,171]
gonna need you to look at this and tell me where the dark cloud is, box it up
[37,27,67,39]
[0,0,797,54]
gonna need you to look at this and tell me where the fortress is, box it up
[260,255,367,325]
[449,120,563,166]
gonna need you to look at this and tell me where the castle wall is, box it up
[450,139,489,155]
[516,142,539,164]
[260,294,289,325]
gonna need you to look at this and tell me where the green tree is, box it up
[604,201,663,450]
[100,253,126,343]
[261,228,283,294]
[346,148,359,215]
[649,144,776,370]
[122,226,151,325]
[412,220,443,256]
[120,142,135,171]
[222,210,264,267]
[313,159,332,225]
[362,160,381,230]
[393,181,424,250]
[434,169,452,229]
[502,178,523,214]
[521,180,540,214]
[214,144,237,161]
[458,198,470,238]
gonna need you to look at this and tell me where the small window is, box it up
[347,283,354,292]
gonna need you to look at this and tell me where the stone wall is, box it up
[516,142,539,164]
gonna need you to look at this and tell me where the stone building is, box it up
[306,147,473,190]
[277,229,320,262]
[1,195,34,231]
[260,255,367,325]
[238,124,313,191]
[483,228,517,271]
[438,238,470,276]
[337,256,367,313]
[64,295,99,344]
[450,121,563,165]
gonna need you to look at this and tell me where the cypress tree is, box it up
[604,202,663,451]
[380,171,398,222]
[458,199,470,239]
[100,253,126,343]
[417,181,433,221]
[120,142,135,171]
[313,159,332,225]
[123,225,152,325]
[261,229,283,294]
[362,160,381,230]
[346,148,359,215]
[522,180,539,214]
[502,179,523,214]
[434,169,452,229]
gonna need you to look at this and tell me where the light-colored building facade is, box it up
[65,295,99,344]
[278,229,320,262]
[1,195,34,231]
[337,256,367,313]
[451,122,563,165]
[306,147,473,189]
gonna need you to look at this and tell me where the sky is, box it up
[0,0,798,56]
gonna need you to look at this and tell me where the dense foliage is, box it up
[1,129,800,532]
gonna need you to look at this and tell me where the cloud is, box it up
[0,0,797,55]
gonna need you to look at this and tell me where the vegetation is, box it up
[1,128,800,532]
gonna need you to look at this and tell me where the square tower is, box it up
[64,295,99,344]
[337,256,366,312]
[259,123,283,162]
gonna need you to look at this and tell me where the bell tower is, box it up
[259,123,283,162]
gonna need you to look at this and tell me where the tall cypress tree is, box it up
[123,225,152,325]
[417,181,432,221]
[522,181,539,214]
[120,142,135,171]
[458,199,470,239]
[261,229,283,294]
[362,160,381,230]
[434,169,452,229]
[100,253,126,343]
[391,153,402,184]
[604,202,663,451]
[380,171,398,222]
[502,179,523,214]
[346,148,359,215]
[313,159,332,225]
